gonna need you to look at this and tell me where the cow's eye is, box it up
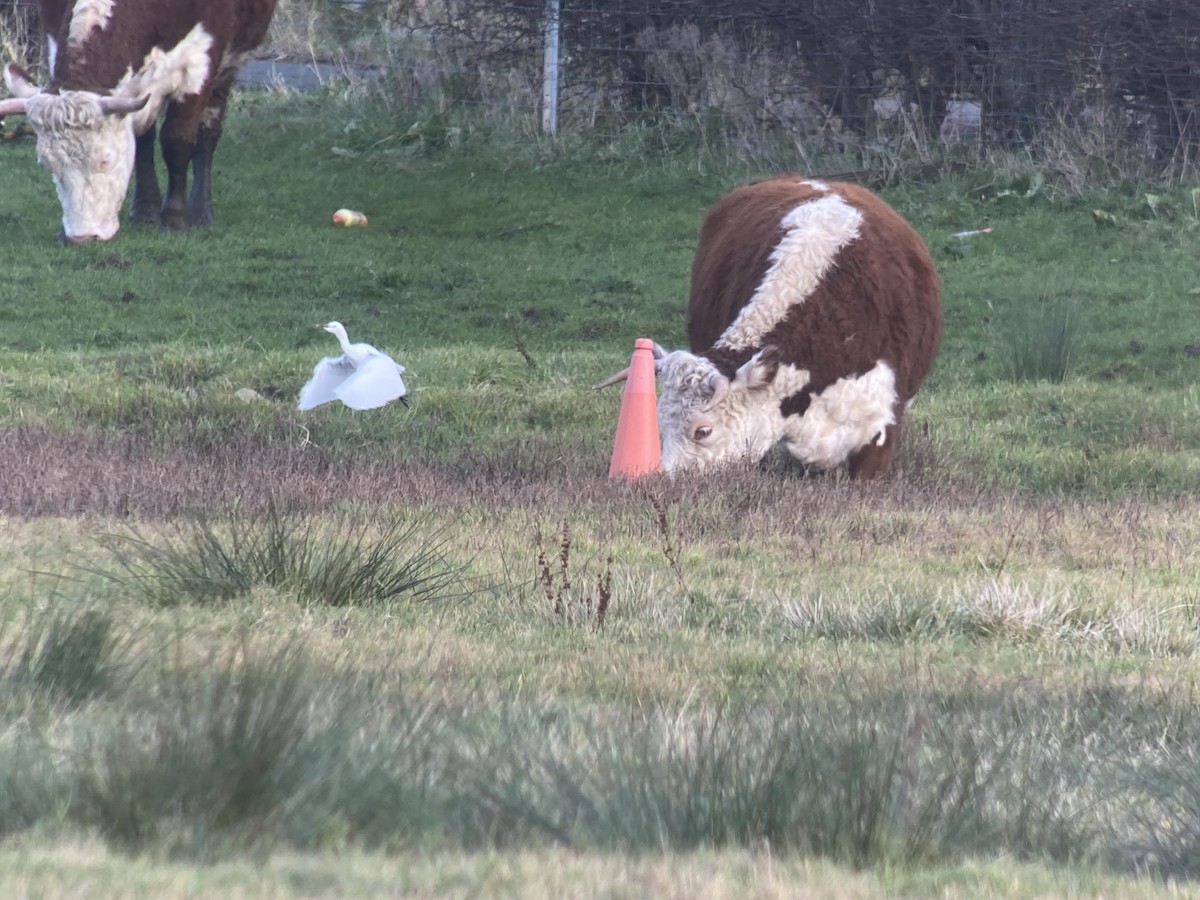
[693,425,713,441]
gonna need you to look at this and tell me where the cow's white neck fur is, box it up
[656,351,898,472]
[781,361,898,469]
[116,24,214,132]
[69,0,118,45]
[715,193,863,352]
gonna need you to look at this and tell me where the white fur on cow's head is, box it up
[2,70,143,242]
[2,23,213,242]
[655,346,812,472]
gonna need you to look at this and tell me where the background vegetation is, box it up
[1,2,1199,896]
[440,0,1200,183]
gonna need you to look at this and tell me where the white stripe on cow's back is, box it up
[68,0,118,45]
[714,192,863,353]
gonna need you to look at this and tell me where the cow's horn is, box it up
[593,367,630,389]
[0,97,28,117]
[4,63,41,99]
[99,93,150,115]
[703,374,730,410]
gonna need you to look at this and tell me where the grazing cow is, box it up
[0,0,278,243]
[601,176,941,478]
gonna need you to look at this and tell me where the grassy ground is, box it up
[1,80,1199,897]
[5,840,1198,899]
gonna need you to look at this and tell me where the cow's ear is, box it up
[733,345,781,391]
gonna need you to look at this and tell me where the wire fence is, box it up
[393,0,1200,181]
[5,0,1199,181]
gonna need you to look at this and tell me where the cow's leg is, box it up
[129,123,162,224]
[848,408,904,480]
[188,77,235,226]
[186,130,217,226]
[158,97,204,231]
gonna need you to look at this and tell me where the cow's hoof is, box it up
[160,214,191,232]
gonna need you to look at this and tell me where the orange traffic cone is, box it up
[607,338,663,479]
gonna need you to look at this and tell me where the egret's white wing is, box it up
[334,352,408,410]
[298,355,356,410]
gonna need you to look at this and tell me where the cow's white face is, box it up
[655,347,813,472]
[3,22,214,243]
[4,62,147,244]
[28,92,137,243]
[656,347,902,473]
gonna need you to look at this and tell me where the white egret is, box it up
[298,322,409,411]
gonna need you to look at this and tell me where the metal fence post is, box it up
[541,0,560,134]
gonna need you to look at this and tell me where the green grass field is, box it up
[1,80,1199,898]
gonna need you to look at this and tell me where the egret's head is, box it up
[320,321,347,339]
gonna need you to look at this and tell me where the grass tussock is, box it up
[75,643,319,856]
[1002,292,1083,383]
[0,595,130,709]
[4,631,1200,878]
[96,504,469,608]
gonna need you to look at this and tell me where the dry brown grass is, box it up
[5,425,1197,583]
[5,424,1198,707]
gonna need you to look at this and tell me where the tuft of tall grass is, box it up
[1,598,125,707]
[452,682,1115,868]
[7,623,1200,878]
[0,730,71,838]
[1117,732,1200,878]
[73,640,324,856]
[1,632,445,858]
[1001,292,1082,383]
[96,504,471,608]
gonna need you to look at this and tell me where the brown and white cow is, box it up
[602,176,942,478]
[0,0,278,243]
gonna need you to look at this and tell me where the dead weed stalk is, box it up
[648,491,689,598]
[535,521,612,629]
